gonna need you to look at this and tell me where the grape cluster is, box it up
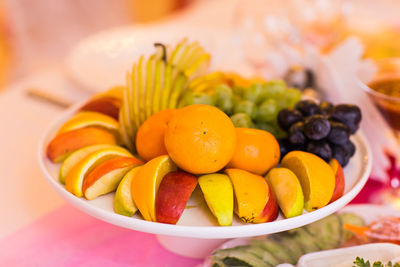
[182,80,302,139]
[277,100,362,167]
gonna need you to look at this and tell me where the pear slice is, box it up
[114,166,141,217]
[168,73,188,109]
[185,53,211,77]
[145,55,156,120]
[198,173,234,226]
[152,59,165,114]
[130,63,141,131]
[169,38,188,66]
[136,55,146,125]
[161,64,173,110]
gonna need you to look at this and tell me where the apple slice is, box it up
[329,158,345,203]
[114,166,141,216]
[57,111,118,134]
[46,127,117,163]
[198,173,234,226]
[59,144,122,184]
[131,155,177,221]
[281,151,335,211]
[266,168,304,218]
[253,183,279,223]
[225,168,270,223]
[65,146,132,197]
[80,96,121,120]
[155,171,197,224]
[82,156,143,200]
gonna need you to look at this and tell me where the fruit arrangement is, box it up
[277,100,362,166]
[181,72,302,139]
[45,38,361,227]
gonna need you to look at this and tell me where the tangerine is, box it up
[227,128,280,175]
[164,104,236,174]
[136,109,177,161]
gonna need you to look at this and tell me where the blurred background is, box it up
[0,0,399,88]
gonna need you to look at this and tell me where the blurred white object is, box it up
[311,37,399,181]
[297,243,400,267]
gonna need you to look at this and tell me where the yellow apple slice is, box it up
[137,55,146,125]
[168,73,188,109]
[118,105,134,151]
[198,173,234,226]
[58,111,118,134]
[131,155,177,221]
[65,146,132,197]
[280,151,335,211]
[225,168,269,223]
[59,144,122,184]
[82,156,143,200]
[114,166,141,217]
[266,167,304,218]
[160,64,173,110]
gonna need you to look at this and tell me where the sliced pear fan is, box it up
[119,39,210,152]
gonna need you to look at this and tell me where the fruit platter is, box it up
[38,38,372,247]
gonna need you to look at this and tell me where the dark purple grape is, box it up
[304,115,331,140]
[327,121,350,145]
[306,140,332,162]
[320,101,334,116]
[278,138,292,159]
[330,104,362,134]
[289,121,307,146]
[332,145,350,167]
[295,100,321,116]
[342,139,356,157]
[278,108,304,130]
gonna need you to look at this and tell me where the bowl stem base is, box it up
[156,235,228,259]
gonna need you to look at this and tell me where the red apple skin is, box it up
[156,171,198,224]
[254,183,279,223]
[80,97,121,120]
[329,158,345,203]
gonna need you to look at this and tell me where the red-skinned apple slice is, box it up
[329,158,345,203]
[82,156,143,200]
[155,171,198,224]
[253,181,279,223]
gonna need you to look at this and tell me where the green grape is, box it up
[256,98,279,123]
[283,87,302,108]
[183,91,215,106]
[234,100,256,119]
[256,122,279,137]
[232,85,245,98]
[243,83,263,103]
[217,96,234,115]
[214,84,233,100]
[232,95,242,107]
[260,79,286,100]
[230,113,254,128]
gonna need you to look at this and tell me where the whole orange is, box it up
[136,109,177,161]
[164,104,236,174]
[227,128,280,175]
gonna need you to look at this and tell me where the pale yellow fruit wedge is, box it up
[58,111,118,134]
[114,166,141,217]
[266,168,304,218]
[65,147,132,197]
[198,173,234,226]
[59,144,121,184]
[91,85,124,100]
[131,155,177,221]
[280,151,335,212]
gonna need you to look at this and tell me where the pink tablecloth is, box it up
[0,204,202,267]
